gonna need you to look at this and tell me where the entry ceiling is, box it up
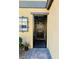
[20,0,47,1]
[19,0,53,9]
[19,0,47,8]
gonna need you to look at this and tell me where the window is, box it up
[19,16,29,32]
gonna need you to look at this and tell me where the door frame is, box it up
[32,14,48,48]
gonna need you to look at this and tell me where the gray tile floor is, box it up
[19,49,31,59]
[19,49,25,59]
[19,48,52,59]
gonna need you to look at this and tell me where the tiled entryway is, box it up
[24,48,52,59]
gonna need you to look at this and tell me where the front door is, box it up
[33,15,47,48]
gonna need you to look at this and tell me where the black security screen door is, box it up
[33,15,47,48]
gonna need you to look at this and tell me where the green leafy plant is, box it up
[19,37,24,49]
[19,37,29,51]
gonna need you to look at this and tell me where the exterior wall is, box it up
[19,8,48,48]
[19,0,59,59]
[47,0,59,59]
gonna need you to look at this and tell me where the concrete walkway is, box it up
[24,48,52,59]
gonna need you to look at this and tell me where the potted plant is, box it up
[19,37,29,51]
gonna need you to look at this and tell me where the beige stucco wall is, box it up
[19,8,48,48]
[47,0,59,59]
[19,0,58,59]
